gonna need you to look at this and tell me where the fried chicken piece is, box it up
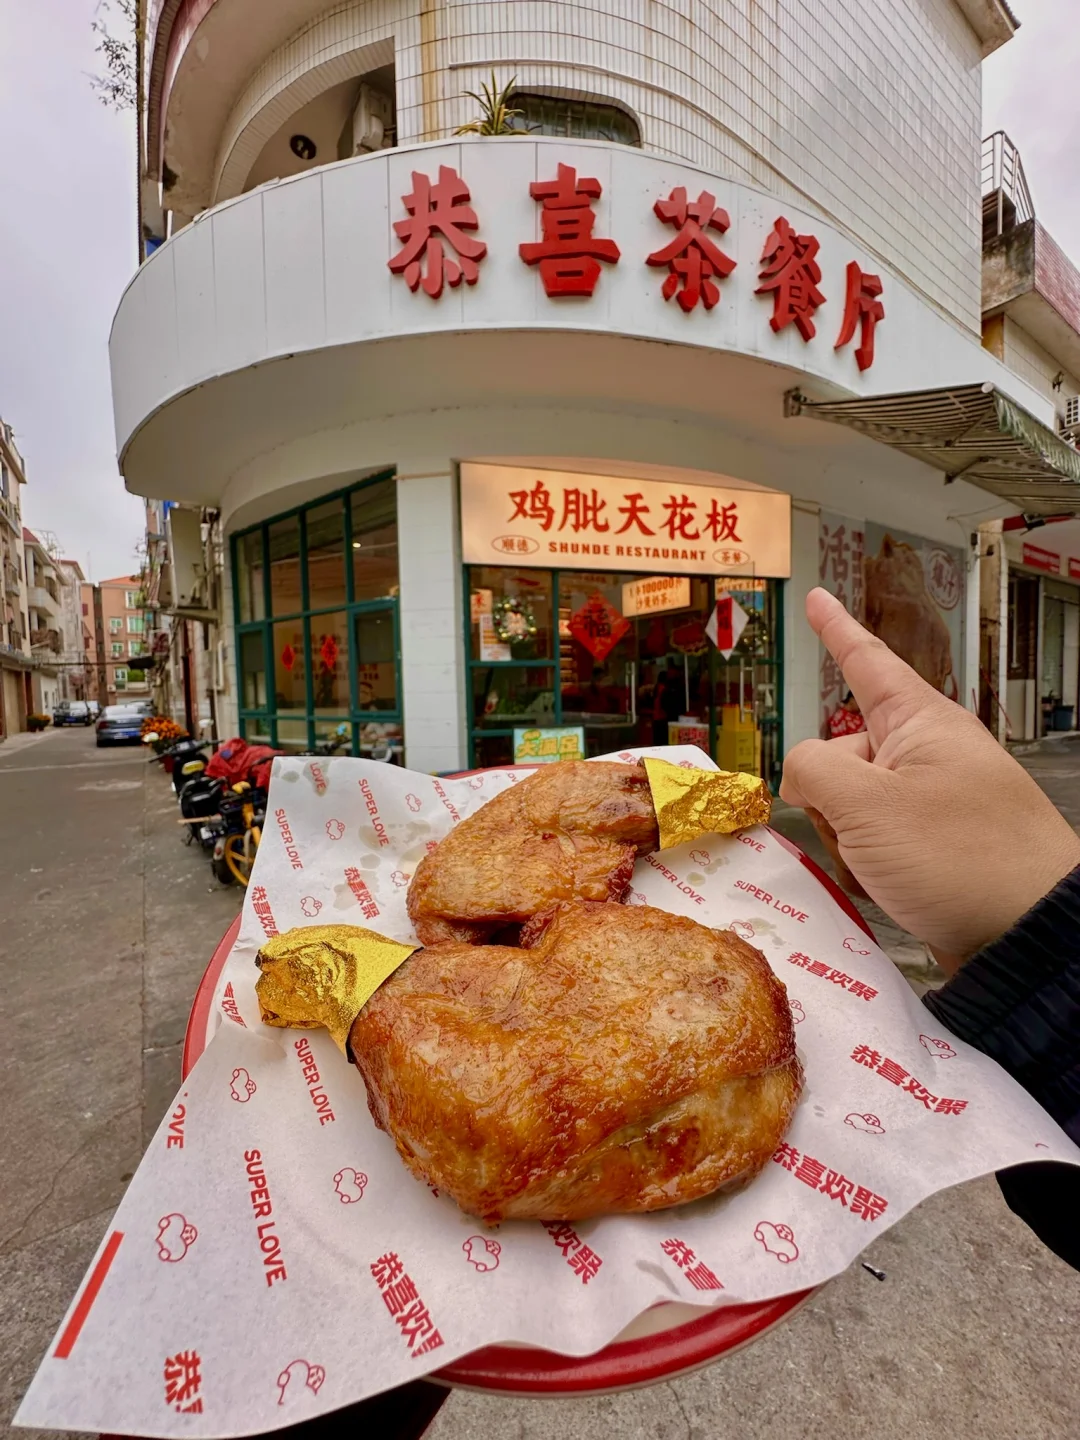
[351,901,802,1221]
[406,761,659,946]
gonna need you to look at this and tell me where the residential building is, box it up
[114,0,1080,779]
[58,559,89,701]
[977,133,1080,741]
[22,528,64,714]
[0,421,31,737]
[82,575,153,708]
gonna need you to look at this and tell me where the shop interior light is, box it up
[352,541,362,549]
[289,134,317,160]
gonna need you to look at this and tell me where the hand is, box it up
[780,589,1080,966]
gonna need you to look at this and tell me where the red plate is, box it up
[182,823,874,1395]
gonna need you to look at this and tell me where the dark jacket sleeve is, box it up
[922,865,1080,1271]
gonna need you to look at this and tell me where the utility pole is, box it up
[92,585,109,708]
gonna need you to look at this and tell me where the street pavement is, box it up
[1,728,1078,1440]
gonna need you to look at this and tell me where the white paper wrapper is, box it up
[17,747,1080,1437]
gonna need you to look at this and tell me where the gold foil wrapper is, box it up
[644,756,772,850]
[256,924,418,1056]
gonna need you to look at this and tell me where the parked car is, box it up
[96,704,150,747]
[53,700,92,727]
[86,700,101,719]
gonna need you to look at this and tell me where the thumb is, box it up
[780,732,881,822]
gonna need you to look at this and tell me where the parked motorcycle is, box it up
[144,734,215,796]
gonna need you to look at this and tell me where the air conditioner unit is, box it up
[351,84,393,155]
[1063,394,1080,437]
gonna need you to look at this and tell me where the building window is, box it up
[81,602,88,616]
[125,589,140,609]
[128,615,144,634]
[109,617,123,634]
[232,472,401,756]
[114,667,128,689]
[129,640,143,657]
[111,641,124,657]
[507,92,641,146]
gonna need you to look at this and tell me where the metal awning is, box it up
[786,382,1080,516]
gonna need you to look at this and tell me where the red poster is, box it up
[1022,543,1060,574]
[1068,557,1080,581]
[568,593,630,662]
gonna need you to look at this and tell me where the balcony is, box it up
[27,584,60,617]
[982,131,1080,380]
[30,627,62,654]
[0,493,19,534]
[3,564,20,596]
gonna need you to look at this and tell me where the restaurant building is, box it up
[113,0,1080,779]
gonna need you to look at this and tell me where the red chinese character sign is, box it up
[520,164,620,296]
[756,216,825,340]
[388,167,487,298]
[647,188,736,311]
[383,157,887,365]
[568,593,630,663]
[835,261,885,370]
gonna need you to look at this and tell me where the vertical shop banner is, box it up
[818,513,865,738]
[863,525,964,702]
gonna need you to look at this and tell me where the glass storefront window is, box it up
[471,665,557,727]
[307,500,346,611]
[352,480,399,601]
[466,567,784,786]
[240,630,267,711]
[311,610,349,713]
[234,474,401,754]
[469,568,554,661]
[236,530,265,623]
[272,619,307,710]
[276,717,309,752]
[269,516,302,616]
[354,609,397,711]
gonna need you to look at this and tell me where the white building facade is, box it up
[115,0,1076,779]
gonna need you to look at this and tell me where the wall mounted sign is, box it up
[461,464,791,578]
[388,164,885,367]
[621,576,691,618]
[1022,542,1060,574]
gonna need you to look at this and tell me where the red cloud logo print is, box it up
[332,1168,368,1204]
[156,1213,198,1262]
[462,1235,502,1272]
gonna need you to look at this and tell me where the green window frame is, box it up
[231,471,402,755]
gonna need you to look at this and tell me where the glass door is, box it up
[557,573,641,757]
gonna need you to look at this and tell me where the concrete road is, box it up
[1,729,1077,1440]
[0,725,241,1440]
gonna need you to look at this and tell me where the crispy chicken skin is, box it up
[406,761,660,946]
[350,902,802,1221]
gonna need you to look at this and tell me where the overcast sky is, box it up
[0,1,1074,583]
[0,2,141,582]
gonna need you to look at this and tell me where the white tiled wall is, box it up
[213,0,985,333]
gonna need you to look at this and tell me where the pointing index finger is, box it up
[805,587,941,741]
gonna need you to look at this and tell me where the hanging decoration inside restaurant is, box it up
[567,593,630,663]
[319,634,340,671]
[669,618,709,655]
[280,643,296,672]
[491,596,538,647]
[706,595,750,658]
